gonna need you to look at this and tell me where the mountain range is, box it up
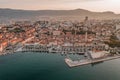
[0,8,120,23]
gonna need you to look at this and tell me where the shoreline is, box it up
[1,48,120,68]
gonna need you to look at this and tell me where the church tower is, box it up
[84,16,88,42]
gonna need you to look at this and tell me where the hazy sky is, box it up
[0,0,120,13]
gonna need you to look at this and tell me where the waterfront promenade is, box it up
[65,55,120,67]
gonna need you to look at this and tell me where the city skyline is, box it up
[0,0,120,13]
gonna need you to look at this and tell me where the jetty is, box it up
[65,55,120,67]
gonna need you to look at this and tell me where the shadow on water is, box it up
[91,61,104,67]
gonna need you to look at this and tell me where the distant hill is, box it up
[0,8,120,23]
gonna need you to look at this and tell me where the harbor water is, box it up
[0,52,120,80]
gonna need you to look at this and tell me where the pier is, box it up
[65,55,120,67]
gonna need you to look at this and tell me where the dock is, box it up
[65,55,120,67]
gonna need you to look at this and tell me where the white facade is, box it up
[53,30,61,36]
[63,42,73,46]
[88,51,109,59]
[116,24,120,30]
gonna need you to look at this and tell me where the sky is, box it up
[0,0,120,13]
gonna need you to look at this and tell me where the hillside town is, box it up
[0,17,120,66]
